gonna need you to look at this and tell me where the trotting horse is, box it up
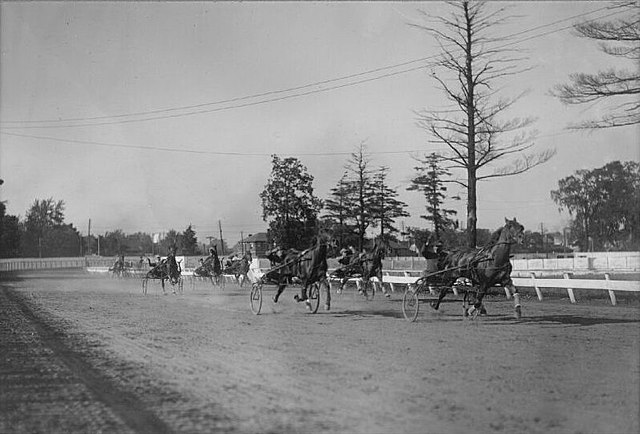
[334,238,390,298]
[142,254,183,295]
[267,235,333,311]
[224,258,250,287]
[194,249,223,286]
[429,218,525,319]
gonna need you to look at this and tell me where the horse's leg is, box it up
[467,284,488,319]
[322,279,331,310]
[505,282,521,319]
[338,277,347,294]
[272,281,286,303]
[378,270,389,298]
[161,278,166,295]
[430,286,449,310]
[298,281,308,301]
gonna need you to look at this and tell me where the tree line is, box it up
[0,192,215,258]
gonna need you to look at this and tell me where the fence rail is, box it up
[330,271,639,307]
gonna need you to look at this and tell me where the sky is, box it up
[1,1,638,248]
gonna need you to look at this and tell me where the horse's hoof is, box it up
[430,302,439,310]
[463,308,469,317]
[467,306,478,319]
[480,306,487,315]
[305,301,312,310]
[272,296,278,303]
[514,305,522,319]
[324,304,331,311]
[384,293,391,298]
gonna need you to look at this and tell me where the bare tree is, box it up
[552,1,640,129]
[413,1,555,247]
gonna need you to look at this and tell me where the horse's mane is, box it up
[488,227,503,245]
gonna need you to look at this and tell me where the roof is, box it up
[242,232,269,243]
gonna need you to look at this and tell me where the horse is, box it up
[428,217,525,319]
[334,238,390,298]
[223,257,250,287]
[194,251,223,286]
[142,254,183,295]
[267,235,334,311]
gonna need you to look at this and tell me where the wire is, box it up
[0,131,446,156]
[0,5,621,129]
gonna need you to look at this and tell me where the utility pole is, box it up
[87,219,91,256]
[240,231,244,254]
[218,220,224,255]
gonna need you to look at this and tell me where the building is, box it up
[241,232,270,257]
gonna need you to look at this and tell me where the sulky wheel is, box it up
[307,283,321,314]
[402,287,419,322]
[250,283,263,315]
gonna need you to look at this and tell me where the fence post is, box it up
[604,273,617,306]
[564,273,576,303]
[530,272,543,301]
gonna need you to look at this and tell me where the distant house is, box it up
[386,239,416,257]
[363,238,415,257]
[242,232,270,257]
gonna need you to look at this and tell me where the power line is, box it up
[0,125,578,158]
[0,5,619,129]
[0,131,446,156]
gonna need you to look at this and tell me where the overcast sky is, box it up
[1,1,638,247]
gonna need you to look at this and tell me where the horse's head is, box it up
[373,237,389,259]
[503,217,525,245]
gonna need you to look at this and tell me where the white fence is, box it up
[331,271,639,307]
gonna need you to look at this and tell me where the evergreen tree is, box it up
[407,153,459,240]
[181,224,199,255]
[371,166,409,242]
[260,155,323,249]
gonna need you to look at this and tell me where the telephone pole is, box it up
[87,219,91,256]
[218,220,224,255]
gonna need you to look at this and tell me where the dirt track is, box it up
[1,270,639,434]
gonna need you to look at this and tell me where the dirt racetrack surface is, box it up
[1,270,639,434]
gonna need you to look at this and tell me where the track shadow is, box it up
[328,309,405,319]
[513,314,640,327]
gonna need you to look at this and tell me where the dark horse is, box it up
[143,252,182,294]
[224,258,250,287]
[429,218,525,319]
[267,235,333,311]
[334,238,389,298]
[194,248,223,285]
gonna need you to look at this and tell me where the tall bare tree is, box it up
[414,1,555,247]
[552,2,640,129]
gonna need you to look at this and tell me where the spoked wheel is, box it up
[307,283,321,314]
[142,278,149,295]
[250,283,263,315]
[402,287,420,322]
